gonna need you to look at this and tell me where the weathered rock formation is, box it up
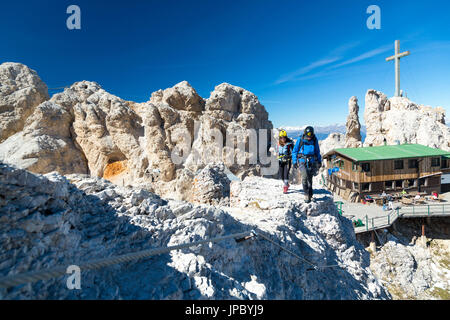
[51,80,153,182]
[345,96,362,148]
[0,63,49,143]
[0,63,274,201]
[0,101,87,174]
[184,83,273,177]
[0,164,389,299]
[369,219,450,300]
[318,96,362,157]
[191,163,230,205]
[319,132,346,156]
[364,89,450,150]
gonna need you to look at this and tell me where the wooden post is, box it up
[420,218,427,247]
[422,221,425,237]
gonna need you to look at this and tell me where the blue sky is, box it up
[1,0,449,127]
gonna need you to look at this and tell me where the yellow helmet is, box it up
[279,130,287,137]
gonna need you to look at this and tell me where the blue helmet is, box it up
[304,126,314,138]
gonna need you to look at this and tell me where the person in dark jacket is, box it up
[277,130,294,194]
[292,126,322,203]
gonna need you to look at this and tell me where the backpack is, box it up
[278,138,293,163]
[298,135,318,158]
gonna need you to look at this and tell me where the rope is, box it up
[250,230,340,270]
[0,229,342,289]
[0,231,252,289]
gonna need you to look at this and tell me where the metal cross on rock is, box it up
[386,40,410,97]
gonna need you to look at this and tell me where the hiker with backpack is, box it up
[277,130,294,194]
[292,126,322,203]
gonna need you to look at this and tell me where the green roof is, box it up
[331,144,450,162]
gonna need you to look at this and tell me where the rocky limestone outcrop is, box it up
[0,101,87,175]
[0,164,389,299]
[191,163,231,205]
[163,163,232,205]
[364,89,450,150]
[51,81,152,183]
[184,83,273,177]
[368,219,450,300]
[319,132,346,156]
[150,80,205,112]
[371,233,450,300]
[0,63,49,143]
[345,96,362,148]
[0,63,273,201]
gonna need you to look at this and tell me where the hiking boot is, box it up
[283,186,288,194]
[305,195,311,203]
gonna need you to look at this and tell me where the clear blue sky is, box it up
[1,0,449,127]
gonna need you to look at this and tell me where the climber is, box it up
[277,130,294,194]
[292,126,322,203]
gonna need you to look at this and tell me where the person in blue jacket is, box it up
[292,126,322,203]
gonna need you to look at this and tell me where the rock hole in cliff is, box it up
[103,161,128,182]
[103,152,128,181]
[103,160,128,180]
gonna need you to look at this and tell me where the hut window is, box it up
[408,159,418,169]
[394,160,404,170]
[361,163,371,172]
[395,180,403,189]
[442,158,448,168]
[431,157,440,167]
[352,162,358,171]
[362,183,371,192]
